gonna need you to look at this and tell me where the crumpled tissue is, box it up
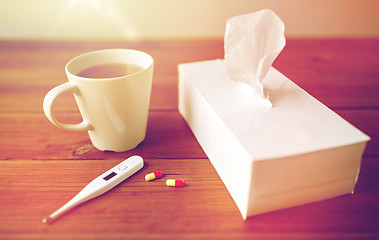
[224,9,286,104]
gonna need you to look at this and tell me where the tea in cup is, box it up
[43,49,154,152]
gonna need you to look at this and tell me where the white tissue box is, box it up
[178,59,370,219]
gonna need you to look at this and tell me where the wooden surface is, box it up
[0,39,378,240]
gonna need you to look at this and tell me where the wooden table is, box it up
[0,39,378,239]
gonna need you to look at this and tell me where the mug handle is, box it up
[43,82,92,131]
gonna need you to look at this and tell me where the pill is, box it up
[145,171,163,181]
[166,179,185,187]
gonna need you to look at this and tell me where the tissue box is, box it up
[178,59,370,219]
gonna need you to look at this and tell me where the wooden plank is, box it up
[274,38,379,108]
[0,40,224,112]
[0,109,376,160]
[0,157,378,239]
[1,39,378,113]
[0,39,378,240]
[0,111,207,160]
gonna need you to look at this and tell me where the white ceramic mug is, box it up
[43,49,154,152]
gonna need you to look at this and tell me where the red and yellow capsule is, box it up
[166,179,185,187]
[145,171,163,181]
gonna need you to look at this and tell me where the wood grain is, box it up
[0,111,207,160]
[0,39,378,240]
[0,109,377,160]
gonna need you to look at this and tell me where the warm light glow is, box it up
[50,0,139,39]
[0,0,378,39]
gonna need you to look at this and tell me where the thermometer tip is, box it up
[42,217,51,224]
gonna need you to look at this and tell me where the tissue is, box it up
[224,9,286,101]
[178,9,369,220]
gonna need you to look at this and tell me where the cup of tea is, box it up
[43,49,154,152]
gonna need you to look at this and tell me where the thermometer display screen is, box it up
[103,172,117,181]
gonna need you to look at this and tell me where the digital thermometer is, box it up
[42,155,144,224]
